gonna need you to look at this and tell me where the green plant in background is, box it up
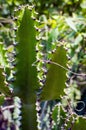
[0,0,86,130]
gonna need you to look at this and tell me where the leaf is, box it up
[65,18,77,32]
[74,34,82,46]
[0,43,11,80]
[0,67,11,96]
[80,1,86,9]
[0,42,9,68]
[41,46,67,101]
[14,7,38,104]
[47,28,58,51]
[48,28,58,43]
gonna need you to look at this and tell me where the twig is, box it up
[46,60,86,76]
[32,59,86,76]
[1,105,14,111]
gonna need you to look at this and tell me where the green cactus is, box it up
[14,7,38,104]
[41,45,67,101]
[0,3,86,130]
[13,6,39,130]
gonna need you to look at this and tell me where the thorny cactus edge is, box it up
[0,5,86,130]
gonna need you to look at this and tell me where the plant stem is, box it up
[21,103,37,130]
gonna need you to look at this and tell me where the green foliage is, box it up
[0,0,86,130]
[0,67,11,96]
[0,42,9,68]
